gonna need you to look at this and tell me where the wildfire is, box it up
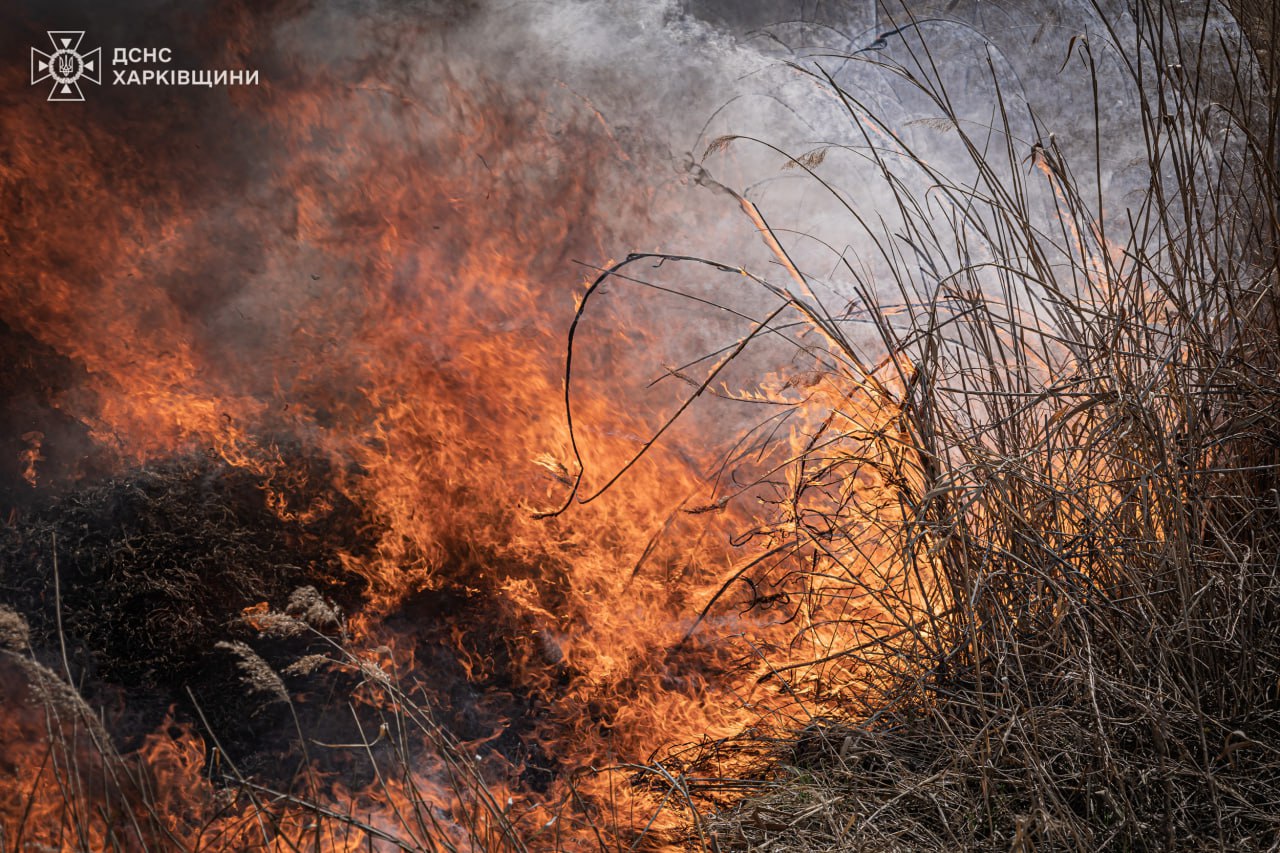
[0,6,919,851]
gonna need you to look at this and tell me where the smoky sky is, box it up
[0,0,1258,505]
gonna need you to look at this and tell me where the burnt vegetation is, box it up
[0,454,370,782]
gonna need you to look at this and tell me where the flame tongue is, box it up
[0,6,903,848]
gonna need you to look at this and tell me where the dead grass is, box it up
[682,0,1280,849]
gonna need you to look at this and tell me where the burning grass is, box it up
[0,454,572,850]
[2,0,1279,850]
[689,1,1280,849]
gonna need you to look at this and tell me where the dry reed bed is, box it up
[695,0,1280,849]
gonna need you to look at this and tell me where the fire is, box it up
[0,8,916,851]
[18,432,42,487]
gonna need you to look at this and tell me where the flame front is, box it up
[0,8,917,850]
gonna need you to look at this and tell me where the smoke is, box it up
[0,0,1254,492]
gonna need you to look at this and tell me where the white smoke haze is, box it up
[1,0,1258,474]
[262,0,1250,343]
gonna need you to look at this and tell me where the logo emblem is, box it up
[31,31,101,102]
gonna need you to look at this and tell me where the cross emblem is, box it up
[31,31,101,102]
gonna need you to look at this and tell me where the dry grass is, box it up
[681,0,1280,849]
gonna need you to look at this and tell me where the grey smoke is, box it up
[0,0,1259,488]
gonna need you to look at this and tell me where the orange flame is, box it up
[0,13,915,849]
